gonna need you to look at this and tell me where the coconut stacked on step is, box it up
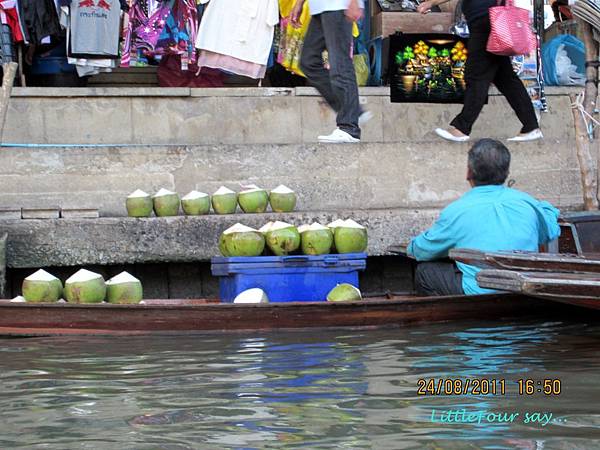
[153,188,180,217]
[106,271,143,304]
[212,186,238,214]
[126,189,153,217]
[269,185,296,212]
[238,185,269,213]
[181,191,210,216]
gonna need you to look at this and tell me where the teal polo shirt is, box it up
[408,185,561,295]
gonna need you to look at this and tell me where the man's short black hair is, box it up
[467,139,511,186]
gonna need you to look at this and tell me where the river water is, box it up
[1,319,599,449]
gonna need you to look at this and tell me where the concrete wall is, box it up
[0,86,586,269]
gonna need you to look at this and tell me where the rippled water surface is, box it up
[1,320,600,449]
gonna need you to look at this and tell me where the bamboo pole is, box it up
[571,20,599,210]
[0,62,18,145]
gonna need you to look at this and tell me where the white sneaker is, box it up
[358,110,374,126]
[318,128,360,143]
[507,129,543,142]
[435,127,470,142]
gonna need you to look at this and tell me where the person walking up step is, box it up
[417,0,543,143]
[292,0,368,144]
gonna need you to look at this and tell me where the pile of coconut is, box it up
[125,184,297,218]
[17,269,143,304]
[218,219,367,257]
[231,283,362,304]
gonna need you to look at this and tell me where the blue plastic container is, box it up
[211,253,367,303]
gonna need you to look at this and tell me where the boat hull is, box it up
[0,294,574,337]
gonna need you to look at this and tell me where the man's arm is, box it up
[536,201,561,244]
[346,0,364,22]
[407,210,458,261]
[417,0,451,14]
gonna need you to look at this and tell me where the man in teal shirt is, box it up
[408,139,561,296]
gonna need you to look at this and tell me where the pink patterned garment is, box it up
[197,50,266,79]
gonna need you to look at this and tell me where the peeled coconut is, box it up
[299,223,333,255]
[233,288,269,304]
[327,219,346,253]
[238,185,269,213]
[153,188,180,217]
[64,269,106,304]
[220,223,265,257]
[334,219,368,254]
[212,186,238,214]
[327,283,362,302]
[265,221,301,256]
[106,271,143,304]
[21,269,63,303]
[269,185,297,213]
[126,189,153,218]
[181,191,210,216]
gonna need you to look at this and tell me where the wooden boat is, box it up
[450,248,600,274]
[0,293,577,337]
[477,270,600,310]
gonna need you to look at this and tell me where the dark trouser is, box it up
[415,262,464,297]
[300,11,361,139]
[450,16,539,136]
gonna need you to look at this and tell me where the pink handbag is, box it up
[487,0,536,56]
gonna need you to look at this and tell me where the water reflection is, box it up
[0,320,599,448]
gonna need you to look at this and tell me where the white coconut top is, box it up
[182,190,209,201]
[300,222,329,233]
[213,186,236,196]
[107,271,140,285]
[327,219,346,229]
[66,269,103,283]
[271,184,295,194]
[269,221,294,231]
[240,183,261,191]
[223,223,258,235]
[341,219,366,229]
[240,186,265,194]
[128,189,150,198]
[234,288,269,304]
[258,221,274,233]
[153,188,176,198]
[25,269,59,282]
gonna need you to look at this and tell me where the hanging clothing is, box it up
[197,50,266,78]
[70,0,121,56]
[0,0,25,43]
[17,0,61,45]
[121,0,171,67]
[195,0,279,69]
[155,0,199,67]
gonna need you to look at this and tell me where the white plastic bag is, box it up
[555,44,585,86]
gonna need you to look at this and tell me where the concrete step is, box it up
[5,86,578,146]
[0,209,439,268]
[0,141,582,219]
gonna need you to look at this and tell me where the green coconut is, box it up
[233,288,269,304]
[327,219,346,253]
[181,191,210,216]
[22,269,63,303]
[299,223,333,255]
[64,269,106,304]
[106,271,143,304]
[126,189,153,217]
[327,283,362,302]
[212,186,238,214]
[219,232,231,257]
[153,188,180,217]
[238,185,269,213]
[334,219,368,254]
[220,223,265,257]
[269,184,297,213]
[265,221,301,256]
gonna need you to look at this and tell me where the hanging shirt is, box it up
[70,0,121,56]
[308,0,364,16]
[195,0,279,66]
[408,185,561,295]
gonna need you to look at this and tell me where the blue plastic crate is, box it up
[211,253,367,303]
